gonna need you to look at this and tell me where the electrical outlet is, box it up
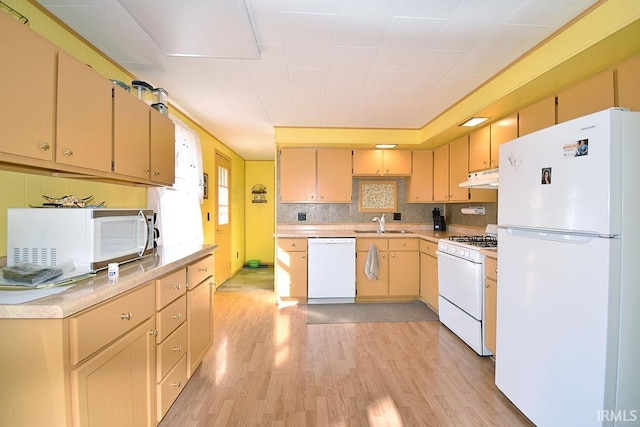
[393,212,401,221]
[297,212,306,221]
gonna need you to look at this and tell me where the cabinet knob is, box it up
[172,346,182,353]
[402,243,406,247]
[290,243,296,247]
[172,313,182,320]
[149,329,158,336]
[172,283,181,290]
[63,148,73,157]
[381,254,386,258]
[301,255,306,259]
[145,168,150,173]
[154,171,160,176]
[120,312,132,320]
[171,382,182,388]
[199,267,208,272]
[485,283,490,288]
[40,142,50,151]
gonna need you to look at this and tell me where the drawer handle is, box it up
[172,313,182,320]
[171,381,182,388]
[149,330,158,336]
[40,142,50,151]
[172,283,181,290]
[172,346,182,353]
[120,312,132,321]
[402,243,406,247]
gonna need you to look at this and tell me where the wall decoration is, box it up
[251,184,267,203]
[359,181,397,212]
[203,173,209,199]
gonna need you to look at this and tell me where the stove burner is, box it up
[448,235,498,248]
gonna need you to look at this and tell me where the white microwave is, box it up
[7,208,155,272]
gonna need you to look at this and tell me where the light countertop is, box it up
[0,244,216,319]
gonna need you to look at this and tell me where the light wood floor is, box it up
[159,289,533,426]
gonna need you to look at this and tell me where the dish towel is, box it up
[364,244,379,280]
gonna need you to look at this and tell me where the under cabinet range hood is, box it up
[459,168,499,189]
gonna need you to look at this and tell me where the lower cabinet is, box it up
[356,238,419,299]
[419,239,439,312]
[484,255,498,355]
[186,254,215,378]
[276,238,308,301]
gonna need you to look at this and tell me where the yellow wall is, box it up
[0,1,247,266]
[245,161,275,264]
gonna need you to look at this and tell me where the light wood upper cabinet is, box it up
[56,50,113,172]
[469,126,491,172]
[280,148,352,202]
[489,114,518,167]
[618,55,640,112]
[406,150,434,203]
[518,96,556,137]
[353,149,411,176]
[448,136,470,202]
[433,144,450,201]
[150,109,176,185]
[0,11,55,163]
[113,86,151,180]
[557,69,614,123]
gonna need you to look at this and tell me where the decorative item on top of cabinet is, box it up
[352,149,412,176]
[276,238,308,302]
[406,150,434,203]
[279,148,352,203]
[419,239,439,312]
[0,10,55,164]
[557,69,614,124]
[484,255,498,355]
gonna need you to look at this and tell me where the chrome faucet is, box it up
[372,213,386,233]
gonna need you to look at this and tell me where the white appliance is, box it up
[496,108,640,426]
[436,225,497,356]
[7,209,155,272]
[459,168,499,189]
[307,237,356,304]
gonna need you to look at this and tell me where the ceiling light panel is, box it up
[117,0,260,59]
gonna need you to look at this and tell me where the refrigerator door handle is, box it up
[500,225,618,243]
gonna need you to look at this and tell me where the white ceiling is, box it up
[37,0,598,160]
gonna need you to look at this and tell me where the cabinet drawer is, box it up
[420,239,438,257]
[156,268,186,310]
[485,256,498,281]
[157,322,187,380]
[187,254,214,289]
[70,283,154,365]
[278,238,307,251]
[388,238,419,251]
[156,294,186,343]
[157,354,187,421]
[356,237,388,252]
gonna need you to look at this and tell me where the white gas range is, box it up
[436,224,497,356]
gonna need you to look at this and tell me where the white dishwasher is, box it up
[307,237,356,304]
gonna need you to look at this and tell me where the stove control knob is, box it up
[451,247,456,254]
[441,244,447,251]
[465,251,471,258]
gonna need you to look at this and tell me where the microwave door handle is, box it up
[137,210,149,257]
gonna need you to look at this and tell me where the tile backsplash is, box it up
[277,177,497,227]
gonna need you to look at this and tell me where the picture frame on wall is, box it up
[203,173,209,199]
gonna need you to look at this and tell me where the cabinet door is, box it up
[618,55,640,111]
[448,136,470,202]
[276,239,308,299]
[71,317,155,427]
[468,126,491,172]
[489,114,518,168]
[518,96,555,137]
[484,277,497,354]
[383,150,412,175]
[356,250,389,296]
[420,252,438,311]
[352,149,382,175]
[150,109,175,185]
[388,250,419,296]
[317,149,352,202]
[56,51,112,172]
[280,148,317,202]
[113,87,150,179]
[0,12,55,162]
[406,150,433,202]
[433,144,449,201]
[557,69,614,123]
[187,278,213,378]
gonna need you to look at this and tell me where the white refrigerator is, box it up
[496,108,640,426]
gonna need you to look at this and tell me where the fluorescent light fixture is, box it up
[375,144,397,149]
[460,117,489,127]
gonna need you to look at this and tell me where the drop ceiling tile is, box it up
[280,12,336,68]
[360,70,409,101]
[327,47,378,87]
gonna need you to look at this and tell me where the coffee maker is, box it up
[432,207,446,231]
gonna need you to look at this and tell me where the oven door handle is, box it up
[436,250,482,265]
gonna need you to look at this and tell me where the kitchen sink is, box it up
[352,230,413,234]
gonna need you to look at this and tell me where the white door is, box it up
[498,109,618,234]
[495,228,619,427]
